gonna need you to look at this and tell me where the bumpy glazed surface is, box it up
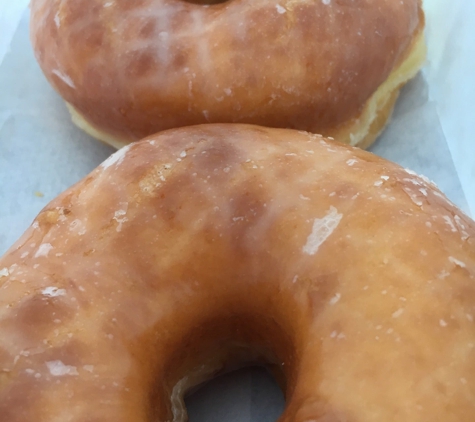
[1,125,475,421]
[30,0,425,148]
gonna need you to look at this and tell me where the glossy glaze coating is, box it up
[30,0,425,148]
[1,125,474,421]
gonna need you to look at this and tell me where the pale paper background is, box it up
[423,0,475,215]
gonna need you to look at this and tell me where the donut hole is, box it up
[150,313,295,421]
[186,366,285,421]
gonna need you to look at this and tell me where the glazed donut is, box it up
[1,125,474,422]
[30,0,425,149]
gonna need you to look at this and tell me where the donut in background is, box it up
[30,0,425,149]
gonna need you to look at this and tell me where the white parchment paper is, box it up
[0,8,470,422]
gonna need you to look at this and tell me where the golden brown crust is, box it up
[30,0,425,147]
[1,125,475,421]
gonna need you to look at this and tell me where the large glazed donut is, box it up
[1,125,474,421]
[30,0,425,149]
